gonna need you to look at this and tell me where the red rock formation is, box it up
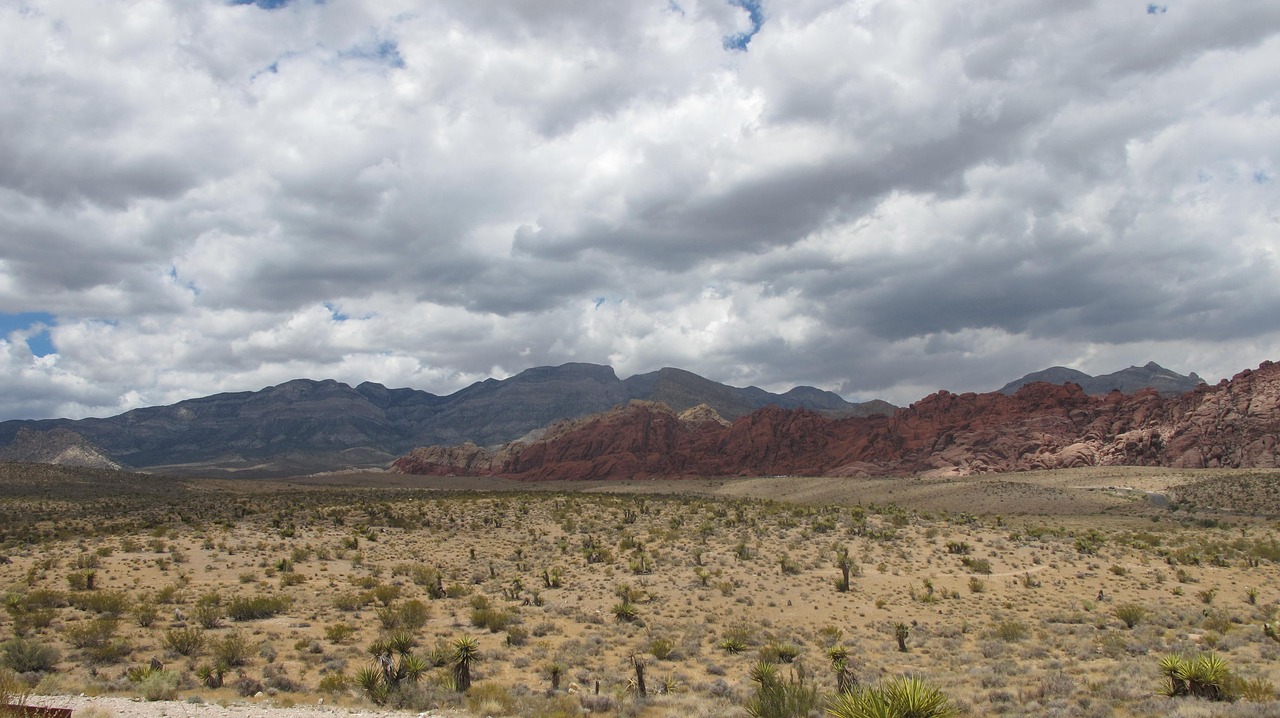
[391,361,1280,480]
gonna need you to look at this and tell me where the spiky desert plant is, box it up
[744,663,820,718]
[1264,621,1280,644]
[451,635,480,693]
[547,662,565,691]
[827,675,957,718]
[358,634,428,705]
[828,646,856,694]
[1160,652,1239,702]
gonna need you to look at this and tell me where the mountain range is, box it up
[0,363,890,476]
[998,361,1203,396]
[396,360,1279,480]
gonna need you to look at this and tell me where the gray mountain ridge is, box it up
[998,361,1204,396]
[0,363,891,477]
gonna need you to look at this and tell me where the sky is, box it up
[1,0,1278,421]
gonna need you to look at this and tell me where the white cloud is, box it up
[1,0,1278,420]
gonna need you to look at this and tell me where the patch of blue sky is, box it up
[723,0,764,51]
[339,38,405,69]
[0,312,56,357]
[1147,4,1168,15]
[324,302,350,321]
[230,0,294,10]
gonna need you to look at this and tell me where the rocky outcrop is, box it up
[394,361,1280,480]
[0,428,122,470]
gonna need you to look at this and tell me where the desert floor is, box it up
[2,464,1279,718]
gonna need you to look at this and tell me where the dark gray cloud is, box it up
[0,0,1277,420]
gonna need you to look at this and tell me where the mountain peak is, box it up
[999,362,1203,397]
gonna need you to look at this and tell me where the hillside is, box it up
[0,363,885,476]
[395,360,1280,480]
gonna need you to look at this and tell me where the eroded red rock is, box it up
[391,361,1280,480]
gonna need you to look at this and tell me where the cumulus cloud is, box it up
[0,0,1278,420]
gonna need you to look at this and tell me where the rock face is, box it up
[999,361,1204,396]
[0,428,121,470]
[394,361,1280,480]
[0,363,884,477]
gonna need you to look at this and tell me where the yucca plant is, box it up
[827,675,957,718]
[1159,652,1239,702]
[451,635,481,693]
[358,634,428,705]
[744,662,820,718]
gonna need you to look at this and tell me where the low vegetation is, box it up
[0,463,1277,717]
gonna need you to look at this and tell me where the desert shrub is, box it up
[132,602,158,628]
[69,590,131,616]
[993,621,1028,643]
[226,594,290,621]
[333,592,369,611]
[1115,603,1148,629]
[960,557,992,574]
[828,675,957,718]
[471,605,516,632]
[193,603,223,629]
[232,673,265,697]
[212,630,253,667]
[137,670,179,701]
[161,627,205,657]
[466,682,517,717]
[649,637,677,660]
[758,641,802,664]
[64,617,119,649]
[378,599,431,631]
[325,622,355,644]
[1,637,60,673]
[317,672,349,694]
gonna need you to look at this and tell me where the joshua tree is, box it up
[835,546,855,593]
[631,655,647,696]
[828,646,856,694]
[451,635,480,693]
[548,662,565,691]
[894,623,910,653]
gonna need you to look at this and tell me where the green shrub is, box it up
[226,594,291,621]
[1,637,60,673]
[325,622,355,644]
[162,628,206,657]
[993,621,1028,643]
[137,669,179,701]
[1114,604,1147,629]
[68,590,131,616]
[212,631,253,667]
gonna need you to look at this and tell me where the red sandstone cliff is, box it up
[391,361,1280,480]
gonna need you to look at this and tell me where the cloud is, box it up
[0,0,1278,420]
